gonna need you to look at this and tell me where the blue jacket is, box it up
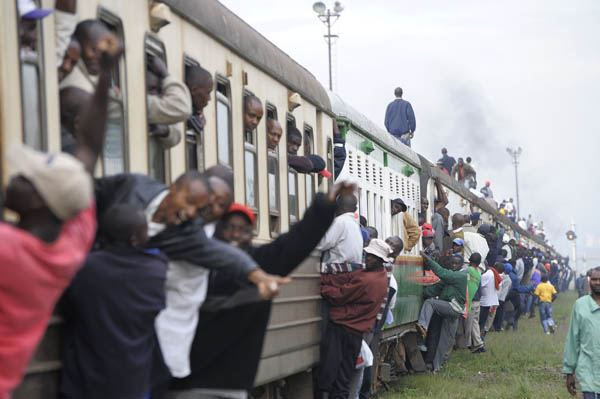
[384,98,416,137]
[509,270,533,294]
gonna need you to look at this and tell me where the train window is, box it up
[145,36,169,182]
[266,104,280,236]
[327,138,334,190]
[243,93,261,217]
[183,56,203,171]
[287,115,299,224]
[98,8,128,175]
[304,125,315,207]
[215,76,232,167]
[18,0,47,150]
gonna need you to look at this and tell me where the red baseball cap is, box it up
[318,169,332,178]
[422,223,434,231]
[227,202,255,224]
[422,229,434,238]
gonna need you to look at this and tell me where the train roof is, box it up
[163,0,332,114]
[327,91,422,169]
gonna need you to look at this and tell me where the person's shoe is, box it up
[545,331,551,335]
[549,324,555,334]
[472,346,486,354]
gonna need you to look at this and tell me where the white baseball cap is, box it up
[9,143,92,221]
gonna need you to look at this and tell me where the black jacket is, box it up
[94,173,258,280]
[170,192,338,391]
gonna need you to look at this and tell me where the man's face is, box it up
[58,43,81,81]
[451,257,463,271]
[220,213,253,250]
[458,158,464,166]
[191,80,213,112]
[244,99,263,133]
[421,198,429,213]
[199,177,232,224]
[267,121,283,151]
[287,134,302,155]
[391,203,403,216]
[365,253,383,269]
[452,244,463,254]
[163,179,211,226]
[422,236,433,248]
[80,25,110,75]
[5,175,44,216]
[590,270,600,295]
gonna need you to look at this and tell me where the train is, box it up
[0,0,560,398]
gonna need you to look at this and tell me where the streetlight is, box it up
[312,1,344,91]
[506,146,522,219]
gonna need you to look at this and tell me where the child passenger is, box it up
[60,204,168,399]
[534,274,557,334]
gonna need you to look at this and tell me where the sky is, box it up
[219,0,600,270]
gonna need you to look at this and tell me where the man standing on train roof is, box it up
[384,87,416,147]
[168,182,355,399]
[0,34,121,399]
[563,267,600,398]
[480,180,494,199]
[391,198,420,253]
[440,148,456,174]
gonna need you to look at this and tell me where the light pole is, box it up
[312,1,344,91]
[506,146,522,219]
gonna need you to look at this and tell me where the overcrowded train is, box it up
[0,0,562,398]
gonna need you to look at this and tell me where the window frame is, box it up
[266,103,281,237]
[97,6,129,175]
[242,90,260,220]
[183,55,204,171]
[303,123,316,208]
[215,74,233,168]
[287,114,299,225]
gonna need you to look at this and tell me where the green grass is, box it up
[382,291,578,399]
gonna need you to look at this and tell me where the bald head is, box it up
[267,119,283,151]
[185,65,213,112]
[451,213,464,230]
[385,236,404,258]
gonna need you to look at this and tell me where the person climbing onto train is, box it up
[417,252,468,373]
[146,53,192,149]
[287,125,314,172]
[563,266,600,398]
[480,180,493,199]
[318,239,391,399]
[167,181,356,399]
[0,34,121,399]
[59,204,168,399]
[432,206,449,252]
[439,148,456,174]
[451,157,476,188]
[422,225,440,261]
[391,198,420,253]
[384,87,416,147]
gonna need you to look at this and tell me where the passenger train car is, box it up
[0,0,559,397]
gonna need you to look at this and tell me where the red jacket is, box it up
[321,267,388,334]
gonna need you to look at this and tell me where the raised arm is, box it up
[75,34,122,174]
[434,177,448,210]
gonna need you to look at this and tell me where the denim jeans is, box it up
[583,392,600,399]
[538,302,555,333]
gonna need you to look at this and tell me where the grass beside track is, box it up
[382,290,578,399]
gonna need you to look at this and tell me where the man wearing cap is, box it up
[318,239,390,399]
[169,182,355,399]
[0,36,121,398]
[391,198,420,253]
[422,227,440,260]
[480,181,493,199]
[463,212,481,233]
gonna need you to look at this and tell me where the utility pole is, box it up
[506,147,522,219]
[312,1,344,91]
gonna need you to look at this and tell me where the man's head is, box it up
[101,204,148,247]
[365,226,378,240]
[287,126,302,155]
[421,228,434,247]
[469,252,482,268]
[457,157,464,166]
[451,213,464,230]
[58,39,81,82]
[60,87,92,135]
[452,238,464,254]
[73,19,111,75]
[541,274,549,283]
[244,95,263,133]
[364,239,392,270]
[485,181,491,187]
[359,215,367,228]
[438,207,450,227]
[470,212,480,226]
[450,255,463,271]
[267,119,283,151]
[466,157,472,163]
[385,236,404,259]
[146,69,161,95]
[391,198,407,216]
[394,87,403,98]
[441,148,447,155]
[215,203,255,252]
[493,262,505,274]
[336,194,357,215]
[185,65,213,112]
[590,267,600,296]
[421,197,429,213]
[18,0,53,50]
[159,171,212,226]
[201,165,234,223]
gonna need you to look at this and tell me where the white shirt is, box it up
[502,244,513,261]
[318,212,363,264]
[463,232,489,265]
[480,270,499,307]
[498,273,512,301]
[144,191,210,378]
[515,258,525,281]
[518,220,527,230]
[504,202,514,213]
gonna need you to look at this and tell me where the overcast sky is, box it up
[220,0,600,268]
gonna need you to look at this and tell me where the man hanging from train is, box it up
[167,182,356,399]
[391,198,420,253]
[0,33,121,399]
[384,87,416,147]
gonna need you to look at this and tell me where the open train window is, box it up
[266,104,280,236]
[17,0,47,150]
[287,114,299,224]
[304,124,315,207]
[144,35,169,183]
[183,56,204,171]
[243,91,260,222]
[98,8,128,175]
[215,75,232,168]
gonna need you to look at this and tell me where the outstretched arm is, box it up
[75,34,122,174]
[434,177,448,210]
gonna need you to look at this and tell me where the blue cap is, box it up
[471,212,481,220]
[453,238,465,246]
[504,263,513,274]
[18,0,53,19]
[361,227,370,244]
